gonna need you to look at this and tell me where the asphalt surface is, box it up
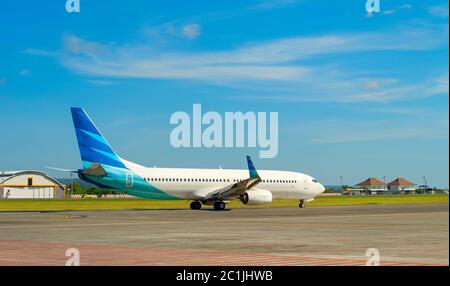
[0,203,448,265]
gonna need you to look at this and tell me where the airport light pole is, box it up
[70,172,74,198]
[1,170,4,198]
[383,176,386,194]
[423,176,427,194]
[340,176,343,196]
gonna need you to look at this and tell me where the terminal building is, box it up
[0,170,65,199]
[343,176,419,195]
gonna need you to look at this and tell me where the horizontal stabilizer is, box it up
[46,167,78,173]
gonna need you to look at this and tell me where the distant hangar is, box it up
[0,170,65,199]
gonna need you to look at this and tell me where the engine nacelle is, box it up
[241,188,273,205]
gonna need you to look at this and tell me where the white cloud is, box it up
[365,80,381,90]
[26,23,448,103]
[182,24,201,39]
[24,48,58,57]
[381,3,412,15]
[86,79,114,86]
[427,73,449,95]
[232,73,448,103]
[429,4,449,18]
[248,0,299,10]
[382,10,396,15]
[19,69,30,77]
[356,107,426,115]
[141,22,202,41]
[296,118,449,144]
[56,24,448,84]
[63,35,105,56]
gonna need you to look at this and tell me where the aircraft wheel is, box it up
[190,201,202,210]
[299,200,305,208]
[213,201,226,210]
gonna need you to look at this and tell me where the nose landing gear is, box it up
[299,199,306,208]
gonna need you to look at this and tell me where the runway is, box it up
[0,203,448,266]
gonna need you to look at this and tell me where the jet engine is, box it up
[240,188,273,205]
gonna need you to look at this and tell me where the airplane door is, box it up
[303,177,309,190]
[125,173,134,188]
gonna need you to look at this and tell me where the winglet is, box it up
[246,156,260,179]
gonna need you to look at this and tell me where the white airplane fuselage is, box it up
[124,160,325,201]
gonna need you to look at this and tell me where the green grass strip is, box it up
[0,195,447,212]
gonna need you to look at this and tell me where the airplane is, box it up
[67,107,325,210]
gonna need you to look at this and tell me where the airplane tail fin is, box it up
[70,107,127,169]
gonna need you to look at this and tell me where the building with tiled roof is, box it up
[356,177,385,187]
[350,177,387,195]
[387,177,416,194]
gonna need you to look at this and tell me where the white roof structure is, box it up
[0,170,65,188]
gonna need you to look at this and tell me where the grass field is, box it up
[0,195,447,212]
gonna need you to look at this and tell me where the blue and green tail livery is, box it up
[71,107,127,169]
[70,107,177,199]
[246,155,259,179]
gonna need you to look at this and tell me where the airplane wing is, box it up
[202,156,261,202]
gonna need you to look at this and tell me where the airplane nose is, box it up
[318,183,325,194]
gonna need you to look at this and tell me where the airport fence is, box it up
[70,194,137,199]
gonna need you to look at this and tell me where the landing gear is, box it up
[213,201,226,210]
[299,200,305,208]
[190,201,202,210]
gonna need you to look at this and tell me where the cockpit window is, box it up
[312,179,318,183]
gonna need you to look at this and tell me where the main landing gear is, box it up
[213,201,226,210]
[299,199,306,208]
[190,201,226,210]
[190,201,202,210]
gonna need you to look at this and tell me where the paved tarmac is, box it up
[0,203,448,265]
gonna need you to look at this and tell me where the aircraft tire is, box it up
[299,200,305,208]
[190,201,202,210]
[213,201,226,210]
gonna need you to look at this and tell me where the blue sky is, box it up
[0,0,448,187]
